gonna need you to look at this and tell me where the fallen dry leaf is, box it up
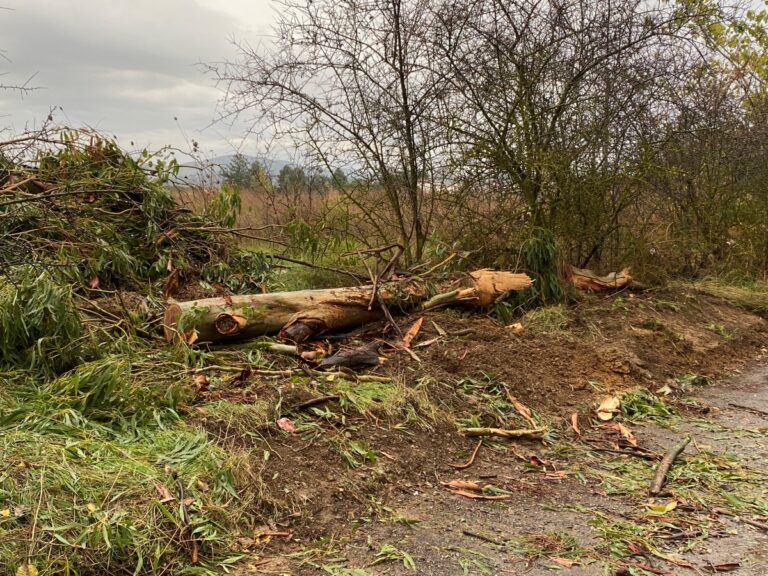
[607,421,637,446]
[276,417,297,433]
[414,336,441,348]
[529,455,551,467]
[704,563,740,573]
[597,395,621,421]
[544,471,568,480]
[431,320,447,336]
[570,413,581,436]
[192,374,209,392]
[646,500,678,515]
[506,322,524,335]
[549,557,579,568]
[506,390,537,428]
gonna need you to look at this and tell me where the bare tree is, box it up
[428,0,725,262]
[210,0,445,263]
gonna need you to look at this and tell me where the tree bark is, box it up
[163,270,532,344]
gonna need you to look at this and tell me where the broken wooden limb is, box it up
[649,436,691,495]
[421,269,533,310]
[163,270,532,344]
[462,427,547,439]
[255,342,300,356]
[566,265,631,292]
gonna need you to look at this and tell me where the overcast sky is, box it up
[1,0,277,157]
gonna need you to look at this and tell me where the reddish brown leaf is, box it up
[506,390,537,428]
[276,417,297,433]
[607,422,638,446]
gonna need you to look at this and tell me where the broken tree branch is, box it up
[461,427,547,439]
[650,436,691,495]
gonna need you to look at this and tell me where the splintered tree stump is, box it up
[163,270,532,344]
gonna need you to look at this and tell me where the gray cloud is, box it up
[0,0,276,155]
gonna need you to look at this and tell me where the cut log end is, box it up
[214,312,247,336]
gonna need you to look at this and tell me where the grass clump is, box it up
[521,304,570,333]
[619,389,676,424]
[690,279,768,317]
[330,377,437,428]
[506,531,587,562]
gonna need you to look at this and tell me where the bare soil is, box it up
[201,287,768,575]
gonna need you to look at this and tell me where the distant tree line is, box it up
[220,153,350,194]
[210,0,768,277]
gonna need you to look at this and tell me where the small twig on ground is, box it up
[191,365,391,383]
[650,436,691,495]
[727,402,768,418]
[739,517,768,532]
[461,529,505,546]
[256,531,293,540]
[462,427,547,439]
[584,442,661,461]
[449,439,483,470]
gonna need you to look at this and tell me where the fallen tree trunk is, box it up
[566,266,631,292]
[163,270,532,344]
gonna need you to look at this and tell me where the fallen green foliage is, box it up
[0,267,86,377]
[620,389,677,424]
[0,424,245,576]
[0,130,267,575]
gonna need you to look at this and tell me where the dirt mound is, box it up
[188,287,767,574]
